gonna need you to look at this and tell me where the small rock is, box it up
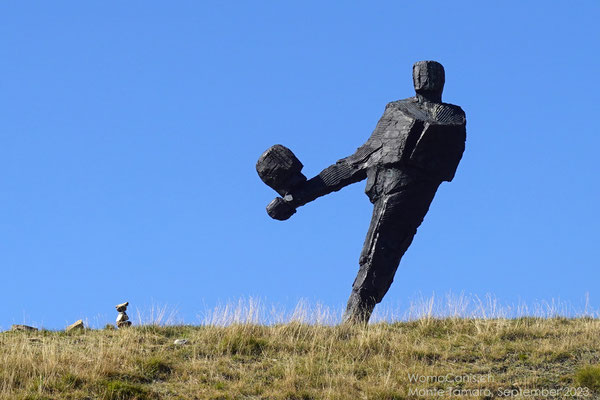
[66,320,84,332]
[11,324,38,332]
[115,302,129,312]
[173,339,188,345]
[116,312,129,323]
[117,321,132,328]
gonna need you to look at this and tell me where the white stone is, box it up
[116,312,129,323]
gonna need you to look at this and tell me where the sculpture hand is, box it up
[266,196,297,221]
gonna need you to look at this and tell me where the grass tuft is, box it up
[137,356,172,381]
[575,365,600,392]
[98,379,152,400]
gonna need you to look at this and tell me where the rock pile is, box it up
[116,302,132,328]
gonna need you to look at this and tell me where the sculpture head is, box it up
[412,61,445,102]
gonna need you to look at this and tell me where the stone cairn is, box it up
[116,302,132,328]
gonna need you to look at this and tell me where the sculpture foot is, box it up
[342,291,377,325]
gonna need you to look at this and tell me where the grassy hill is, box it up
[1,317,600,399]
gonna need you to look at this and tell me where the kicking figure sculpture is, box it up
[256,61,466,323]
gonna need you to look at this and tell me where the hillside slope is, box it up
[2,318,600,399]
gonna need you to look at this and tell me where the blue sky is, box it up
[1,2,598,329]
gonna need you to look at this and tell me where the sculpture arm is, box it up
[266,104,391,220]
[287,103,398,208]
[288,155,368,208]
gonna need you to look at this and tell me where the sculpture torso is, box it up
[348,97,466,200]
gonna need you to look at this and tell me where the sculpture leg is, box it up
[343,180,440,324]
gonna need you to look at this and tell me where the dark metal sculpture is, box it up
[257,61,466,323]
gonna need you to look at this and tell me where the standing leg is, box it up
[343,180,440,324]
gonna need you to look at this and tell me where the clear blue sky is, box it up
[1,2,598,329]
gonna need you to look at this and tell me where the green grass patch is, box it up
[97,379,153,400]
[575,365,600,392]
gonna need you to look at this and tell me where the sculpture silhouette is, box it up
[257,61,466,323]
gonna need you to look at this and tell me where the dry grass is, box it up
[2,297,600,400]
